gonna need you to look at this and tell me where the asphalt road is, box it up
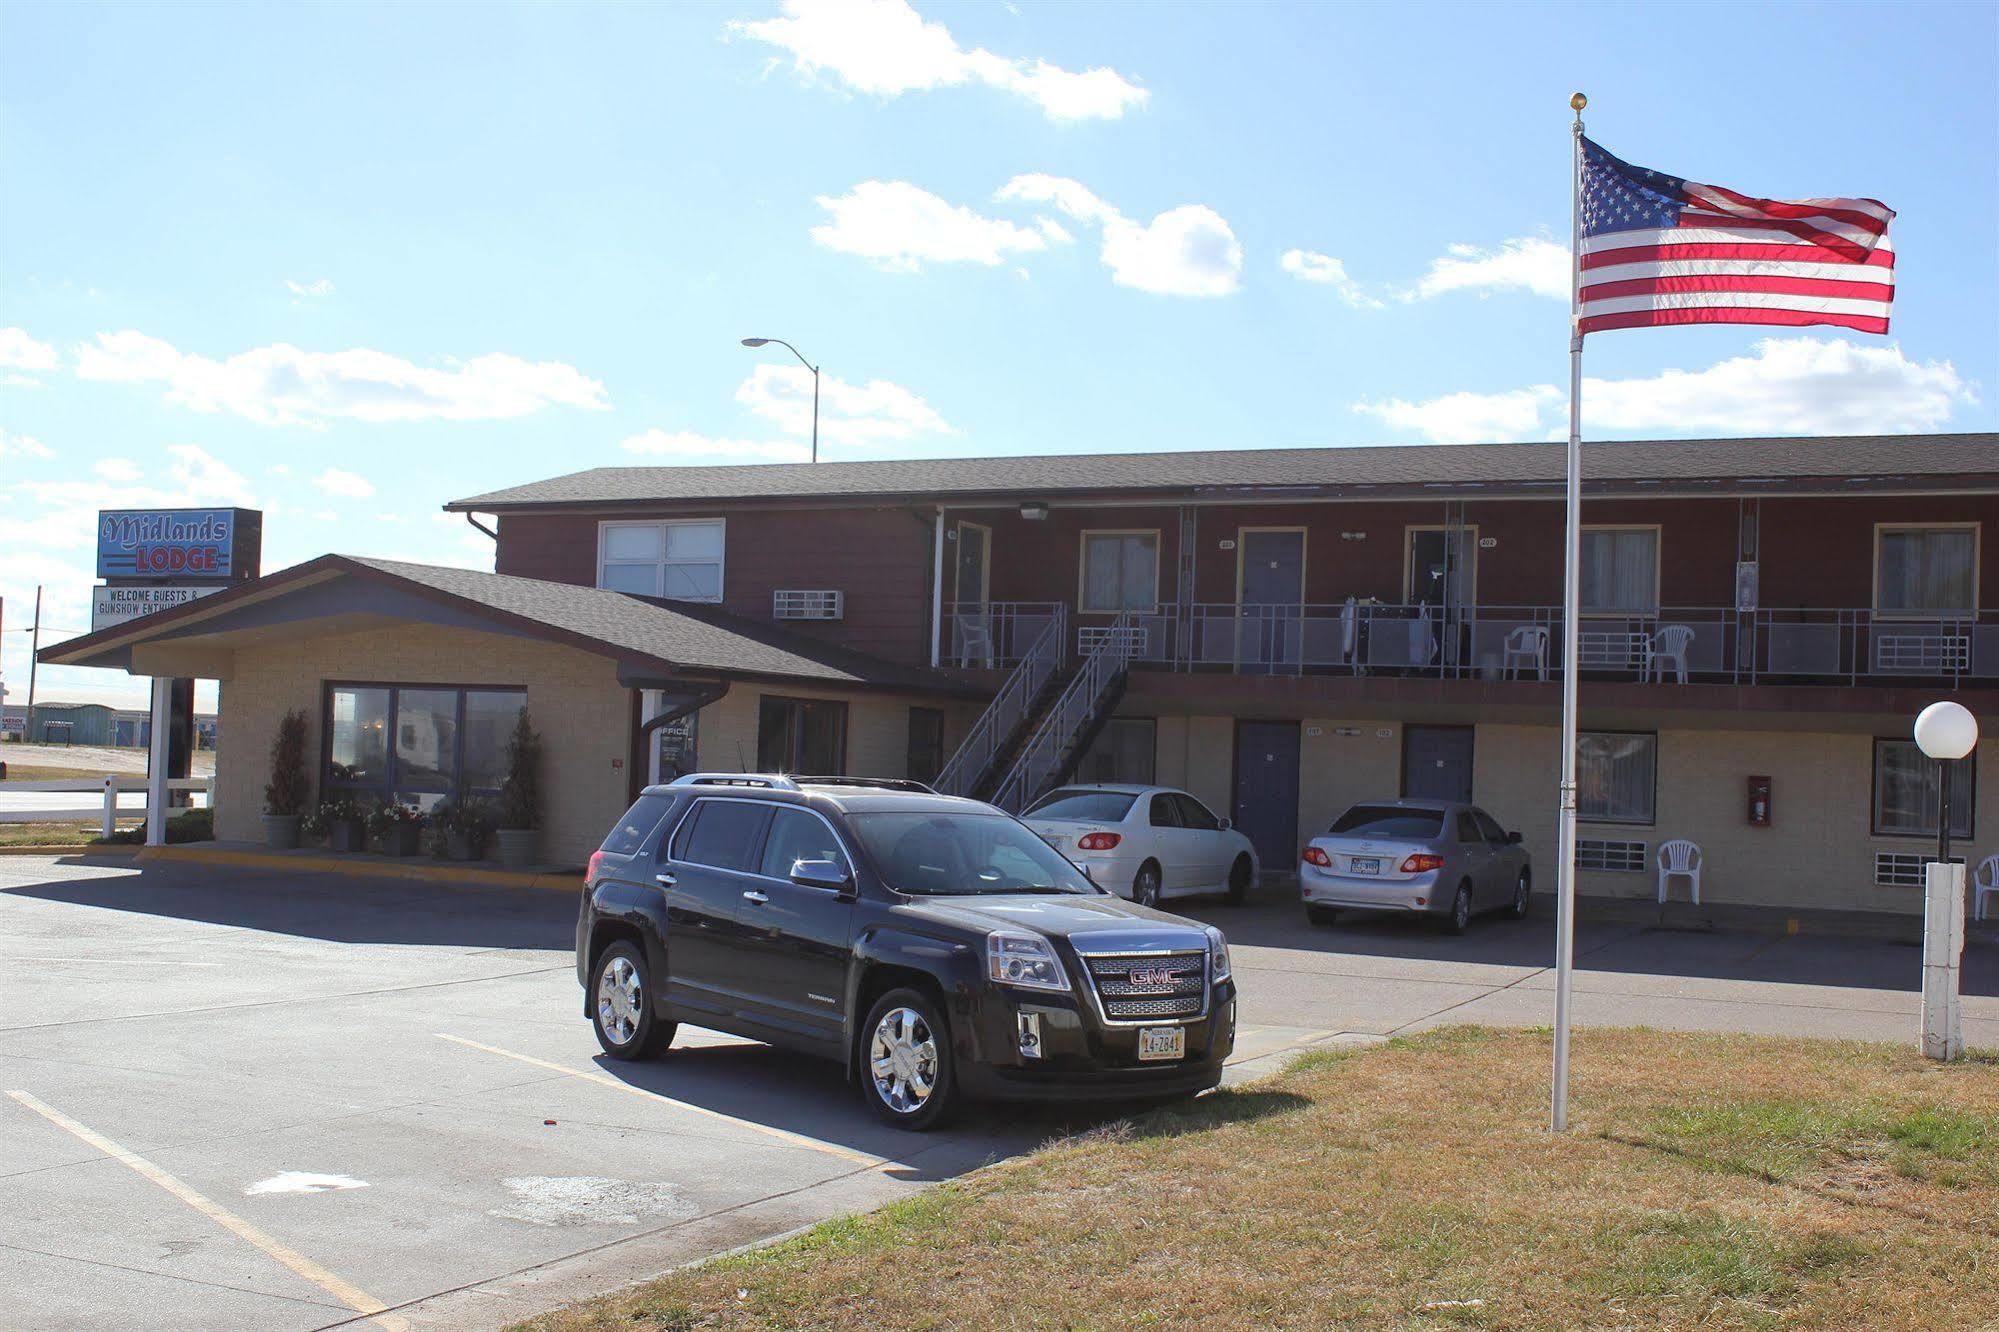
[2,855,1992,1331]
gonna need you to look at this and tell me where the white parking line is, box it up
[435,1034,884,1169]
[5,1089,409,1331]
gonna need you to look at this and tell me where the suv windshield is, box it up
[1024,789,1138,822]
[849,811,1097,896]
[1329,805,1445,839]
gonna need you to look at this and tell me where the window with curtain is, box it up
[1576,731,1656,824]
[1875,526,1977,615]
[758,696,848,773]
[1579,528,1659,614]
[598,520,725,601]
[1873,739,1974,838]
[1080,532,1159,612]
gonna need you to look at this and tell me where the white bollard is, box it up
[1921,860,1966,1061]
[102,777,117,841]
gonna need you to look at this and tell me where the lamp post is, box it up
[741,337,819,463]
[1913,700,1978,1061]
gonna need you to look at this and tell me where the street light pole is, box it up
[740,337,820,463]
[1914,700,1978,1061]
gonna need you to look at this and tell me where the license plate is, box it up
[1350,856,1382,876]
[1138,1026,1185,1062]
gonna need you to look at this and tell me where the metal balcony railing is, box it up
[934,604,1066,798]
[989,611,1140,812]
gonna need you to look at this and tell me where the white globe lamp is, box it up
[1913,701,1978,865]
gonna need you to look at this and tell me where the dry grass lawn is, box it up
[517,1027,1999,1332]
[0,821,127,847]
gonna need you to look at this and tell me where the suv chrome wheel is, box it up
[597,953,642,1046]
[869,1006,938,1115]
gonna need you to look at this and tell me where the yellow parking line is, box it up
[435,1034,882,1169]
[6,1089,408,1331]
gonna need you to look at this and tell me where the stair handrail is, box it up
[990,611,1138,812]
[934,605,1066,797]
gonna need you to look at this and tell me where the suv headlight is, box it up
[986,930,1071,993]
[1205,926,1232,983]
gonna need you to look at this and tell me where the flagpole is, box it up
[1551,91,1587,1134]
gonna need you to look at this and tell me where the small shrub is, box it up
[264,709,310,816]
[497,709,542,832]
[95,807,214,846]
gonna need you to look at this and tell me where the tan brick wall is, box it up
[217,624,633,867]
[694,685,966,780]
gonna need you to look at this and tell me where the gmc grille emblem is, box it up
[1128,967,1179,990]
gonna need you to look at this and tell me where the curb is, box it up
[133,843,585,892]
[0,844,141,858]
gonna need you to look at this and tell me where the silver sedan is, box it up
[1299,799,1531,933]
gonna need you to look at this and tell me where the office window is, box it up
[325,684,523,805]
[1080,531,1159,612]
[906,707,945,785]
[758,696,847,774]
[1876,526,1977,616]
[1075,718,1156,784]
[598,520,725,601]
[1577,731,1656,824]
[1873,739,1974,838]
[1579,528,1659,614]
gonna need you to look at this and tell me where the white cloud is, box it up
[1354,385,1564,445]
[1353,338,1974,444]
[1279,249,1382,309]
[1408,236,1570,301]
[621,429,806,462]
[92,457,143,482]
[735,363,954,447]
[285,278,335,298]
[73,330,611,427]
[0,429,54,460]
[997,175,1241,296]
[728,0,1146,121]
[313,466,376,499]
[1,444,256,551]
[0,326,59,372]
[811,180,1058,272]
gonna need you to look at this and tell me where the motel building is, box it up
[40,431,1999,926]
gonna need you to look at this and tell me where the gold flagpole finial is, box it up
[1570,92,1587,114]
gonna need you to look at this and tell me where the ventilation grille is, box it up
[772,590,844,621]
[1875,852,1961,888]
[1578,839,1647,873]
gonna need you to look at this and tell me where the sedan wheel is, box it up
[1509,872,1531,920]
[592,941,676,1060]
[1133,863,1162,908]
[861,987,956,1129]
[1445,883,1473,935]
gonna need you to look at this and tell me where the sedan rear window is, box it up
[1329,805,1445,839]
[599,794,674,856]
[1024,789,1138,822]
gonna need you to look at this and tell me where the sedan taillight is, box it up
[1077,832,1122,851]
[1400,853,1445,873]
[1302,846,1332,868]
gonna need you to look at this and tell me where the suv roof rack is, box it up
[791,776,938,794]
[665,773,801,790]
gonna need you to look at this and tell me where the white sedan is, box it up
[1021,784,1259,907]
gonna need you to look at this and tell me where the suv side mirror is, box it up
[791,859,853,894]
[1506,831,1523,844]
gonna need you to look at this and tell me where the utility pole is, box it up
[26,585,42,725]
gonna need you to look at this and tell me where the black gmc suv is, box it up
[576,774,1236,1129]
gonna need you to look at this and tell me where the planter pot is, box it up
[381,823,423,857]
[329,820,367,854]
[262,814,301,851]
[495,828,538,869]
[445,831,482,862]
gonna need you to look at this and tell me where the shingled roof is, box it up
[446,433,1999,511]
[42,555,975,696]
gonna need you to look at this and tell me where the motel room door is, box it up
[1238,529,1305,673]
[1232,721,1300,872]
[1402,724,1474,803]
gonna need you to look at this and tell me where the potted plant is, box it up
[304,796,367,852]
[494,709,542,868]
[367,800,426,857]
[431,797,492,862]
[262,709,310,849]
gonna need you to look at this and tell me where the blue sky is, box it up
[4,0,1994,706]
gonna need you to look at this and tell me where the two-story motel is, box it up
[43,432,1999,921]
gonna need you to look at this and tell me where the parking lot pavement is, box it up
[0,858,1339,1331]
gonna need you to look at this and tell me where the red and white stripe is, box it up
[1579,196,1894,337]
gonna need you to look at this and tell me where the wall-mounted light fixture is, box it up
[1019,502,1050,521]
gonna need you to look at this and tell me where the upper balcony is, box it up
[943,600,1999,690]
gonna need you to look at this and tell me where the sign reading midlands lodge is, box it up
[96,508,261,580]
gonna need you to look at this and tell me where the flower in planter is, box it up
[365,799,427,840]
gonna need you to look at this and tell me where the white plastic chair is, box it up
[1340,596,1358,667]
[1657,838,1702,905]
[1503,625,1549,681]
[1408,601,1436,667]
[1974,855,1999,923]
[1649,624,1695,684]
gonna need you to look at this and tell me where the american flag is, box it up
[1577,137,1894,336]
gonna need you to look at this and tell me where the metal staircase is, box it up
[934,605,1066,798]
[988,611,1140,812]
